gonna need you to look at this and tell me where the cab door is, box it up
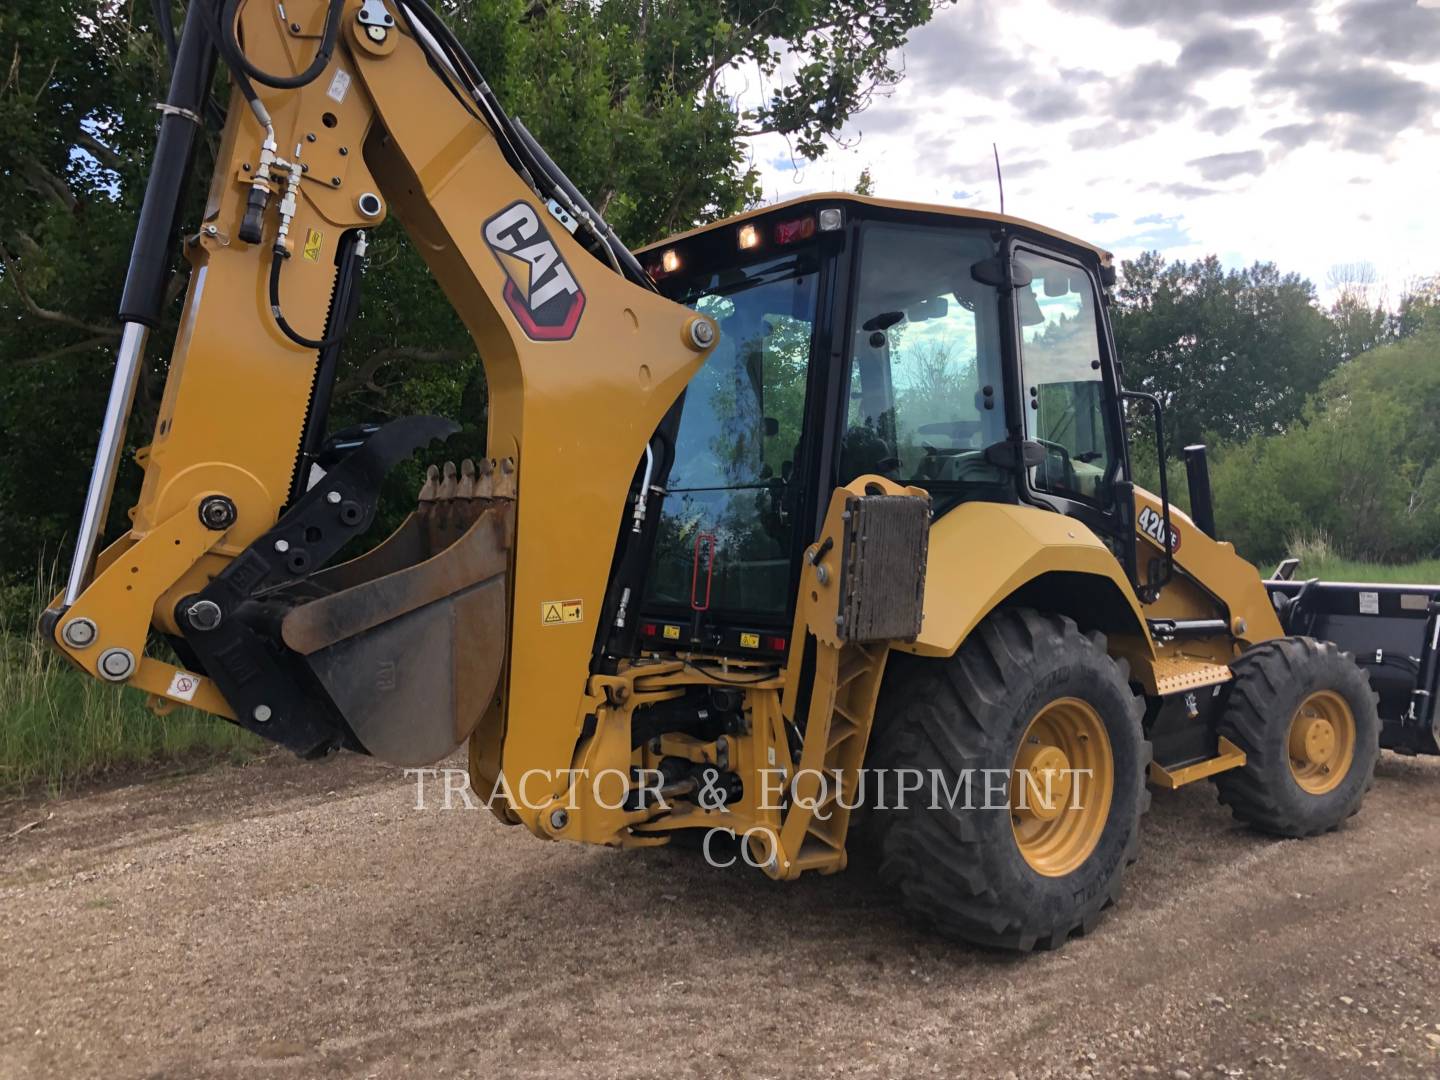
[1011,245,1131,550]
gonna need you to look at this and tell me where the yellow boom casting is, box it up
[44,0,1382,951]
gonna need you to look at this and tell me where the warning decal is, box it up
[166,670,203,702]
[541,599,583,625]
[326,68,351,104]
[739,632,760,649]
[303,228,324,262]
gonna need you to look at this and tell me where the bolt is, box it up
[274,539,290,553]
[97,648,135,682]
[687,318,716,350]
[204,224,218,236]
[62,618,97,648]
[549,808,569,831]
[331,176,342,187]
[290,21,301,31]
[199,495,237,531]
[339,146,349,156]
[185,600,223,632]
[306,132,317,143]
[253,704,272,723]
[243,163,251,171]
[326,490,342,504]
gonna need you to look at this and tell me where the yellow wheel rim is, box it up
[1287,690,1355,795]
[1010,697,1114,877]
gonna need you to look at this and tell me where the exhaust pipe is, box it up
[1184,444,1217,540]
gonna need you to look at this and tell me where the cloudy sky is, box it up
[742,0,1440,303]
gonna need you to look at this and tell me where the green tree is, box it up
[1112,252,1335,452]
[0,0,937,585]
[1207,324,1440,563]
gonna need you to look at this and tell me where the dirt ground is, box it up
[3,751,1440,1080]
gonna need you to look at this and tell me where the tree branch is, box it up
[14,335,114,366]
[19,155,77,212]
[0,244,120,337]
[76,129,125,172]
[335,345,471,399]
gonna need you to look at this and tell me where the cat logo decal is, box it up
[482,201,585,341]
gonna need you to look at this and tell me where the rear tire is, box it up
[1213,636,1379,838]
[864,609,1149,951]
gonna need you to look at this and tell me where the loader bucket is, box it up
[278,460,515,766]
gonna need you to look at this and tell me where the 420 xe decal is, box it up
[1138,505,1182,552]
[482,201,586,341]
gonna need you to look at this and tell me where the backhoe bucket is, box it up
[278,459,514,766]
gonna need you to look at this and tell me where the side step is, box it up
[1148,736,1247,789]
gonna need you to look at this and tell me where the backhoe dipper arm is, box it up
[44,0,715,827]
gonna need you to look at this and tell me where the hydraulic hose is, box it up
[152,0,178,66]
[397,0,657,291]
[269,249,355,350]
[220,0,345,89]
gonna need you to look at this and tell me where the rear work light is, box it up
[773,216,816,245]
[817,207,843,231]
[645,248,681,279]
[738,223,761,250]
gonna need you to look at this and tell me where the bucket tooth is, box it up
[418,463,440,505]
[495,457,516,499]
[474,458,495,499]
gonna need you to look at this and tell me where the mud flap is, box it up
[281,461,514,765]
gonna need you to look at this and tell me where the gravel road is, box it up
[3,750,1440,1079]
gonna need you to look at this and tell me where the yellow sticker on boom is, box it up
[302,228,324,262]
[739,632,760,648]
[541,599,583,625]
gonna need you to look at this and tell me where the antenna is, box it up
[993,142,1005,215]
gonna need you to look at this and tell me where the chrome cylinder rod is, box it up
[63,321,150,606]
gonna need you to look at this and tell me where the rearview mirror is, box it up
[908,296,949,322]
[970,254,1033,290]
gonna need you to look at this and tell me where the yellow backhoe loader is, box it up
[46,0,1431,951]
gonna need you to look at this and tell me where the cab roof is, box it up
[639,192,1113,265]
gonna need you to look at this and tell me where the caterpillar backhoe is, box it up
[42,0,1440,950]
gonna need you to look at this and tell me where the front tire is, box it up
[865,609,1149,951]
[1213,637,1379,838]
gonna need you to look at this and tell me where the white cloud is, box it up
[740,0,1440,304]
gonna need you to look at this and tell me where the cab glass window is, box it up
[842,222,1009,505]
[643,251,818,617]
[1016,252,1113,503]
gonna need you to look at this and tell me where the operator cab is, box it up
[609,195,1132,660]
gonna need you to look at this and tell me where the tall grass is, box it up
[1297,556,1440,584]
[0,629,262,797]
[1282,529,1440,584]
[0,561,262,796]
